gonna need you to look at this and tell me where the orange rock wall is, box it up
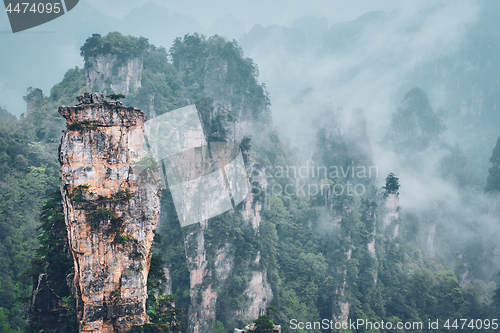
[58,94,160,332]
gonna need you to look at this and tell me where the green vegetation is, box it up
[80,32,149,68]
[139,294,184,332]
[66,123,82,130]
[66,119,98,131]
[0,104,61,332]
[212,321,228,333]
[69,183,91,202]
[170,34,270,123]
[61,296,77,327]
[88,207,116,228]
[114,189,133,201]
[109,288,121,305]
[137,235,186,332]
[24,191,73,279]
[107,93,126,101]
[249,315,275,332]
[113,234,134,245]
[129,251,143,260]
[382,172,400,197]
[50,67,88,105]
[0,106,16,120]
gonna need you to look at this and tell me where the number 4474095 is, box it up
[5,2,61,14]
[444,319,498,330]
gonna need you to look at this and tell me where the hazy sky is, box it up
[0,0,406,117]
[85,0,403,28]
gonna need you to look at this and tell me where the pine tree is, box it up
[382,173,400,197]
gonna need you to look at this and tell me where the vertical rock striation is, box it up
[179,137,272,332]
[86,55,143,96]
[58,93,160,332]
[382,193,399,232]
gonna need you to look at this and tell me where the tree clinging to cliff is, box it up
[383,172,400,197]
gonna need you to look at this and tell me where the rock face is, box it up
[86,55,143,96]
[418,209,437,257]
[31,273,74,333]
[58,93,160,332]
[184,223,273,333]
[24,87,44,115]
[180,140,272,333]
[383,193,399,231]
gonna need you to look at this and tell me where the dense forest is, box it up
[0,30,499,333]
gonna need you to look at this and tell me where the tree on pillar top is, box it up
[383,173,400,197]
[106,93,126,101]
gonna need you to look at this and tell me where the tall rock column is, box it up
[58,93,160,332]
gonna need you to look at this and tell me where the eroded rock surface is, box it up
[58,93,160,332]
[86,55,143,96]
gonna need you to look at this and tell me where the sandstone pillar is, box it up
[58,93,160,332]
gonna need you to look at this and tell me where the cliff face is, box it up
[86,55,143,96]
[382,193,399,232]
[58,93,160,332]
[417,208,437,257]
[184,219,273,333]
[180,140,271,333]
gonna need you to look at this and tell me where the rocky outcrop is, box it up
[184,207,271,332]
[185,229,216,333]
[418,209,437,257]
[204,56,229,108]
[86,55,143,96]
[31,273,75,333]
[58,93,160,332]
[241,139,265,229]
[332,248,351,325]
[23,87,44,116]
[80,39,273,331]
[363,201,378,283]
[235,271,273,320]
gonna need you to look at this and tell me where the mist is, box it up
[237,0,500,282]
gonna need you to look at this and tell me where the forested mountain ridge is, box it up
[0,30,499,333]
